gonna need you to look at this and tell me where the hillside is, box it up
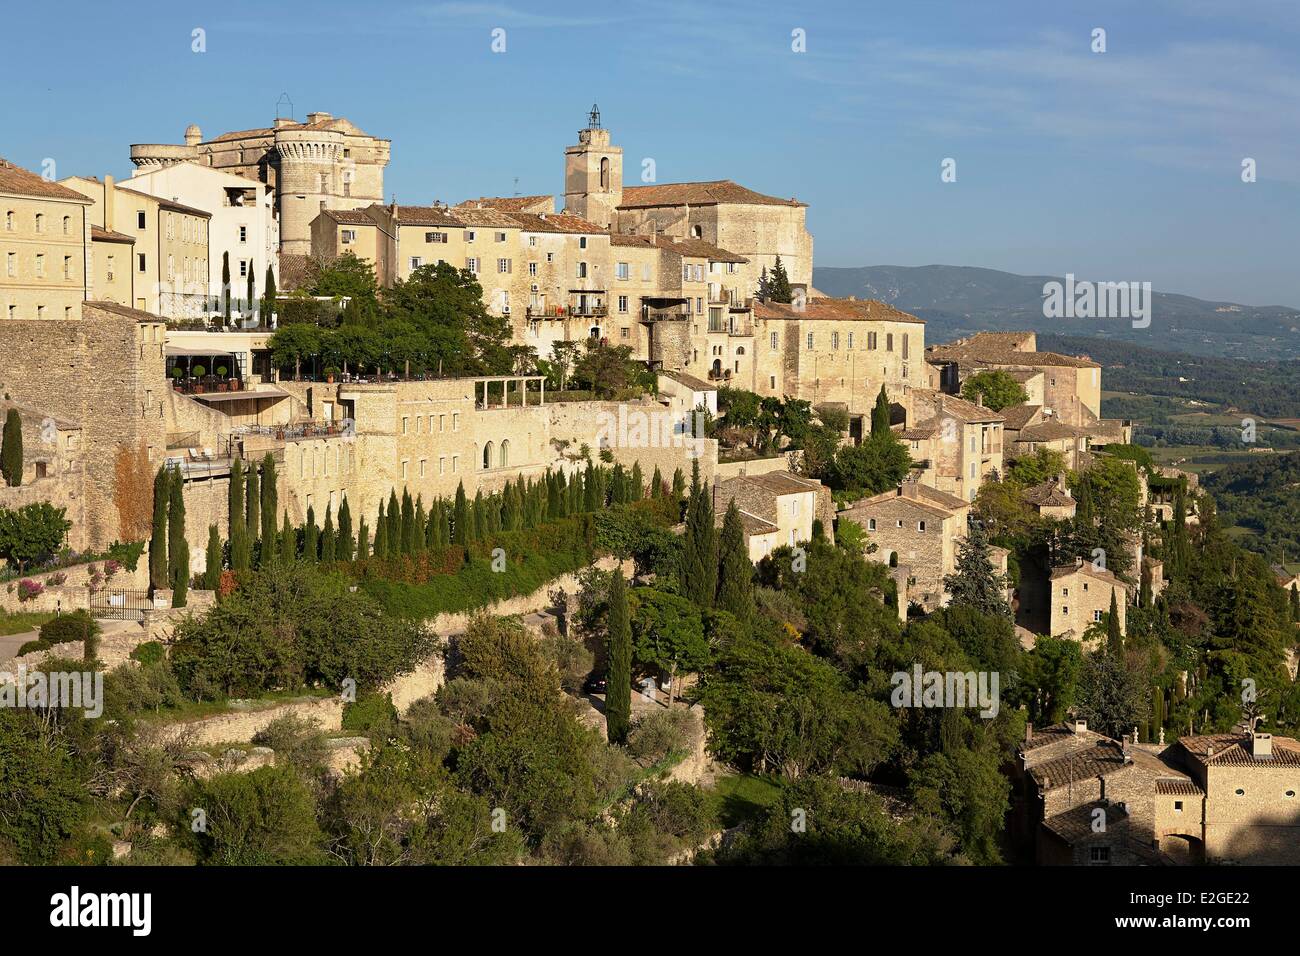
[1200,451,1300,561]
[813,264,1300,360]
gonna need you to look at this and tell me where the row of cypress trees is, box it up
[147,464,189,606]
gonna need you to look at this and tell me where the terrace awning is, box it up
[166,345,235,357]
[190,388,289,404]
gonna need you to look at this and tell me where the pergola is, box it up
[474,375,547,409]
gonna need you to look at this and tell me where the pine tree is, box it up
[149,465,170,589]
[0,408,22,487]
[716,501,754,618]
[203,524,222,590]
[337,497,354,562]
[871,385,891,437]
[1106,588,1123,654]
[943,522,1011,617]
[605,569,633,745]
[260,454,278,565]
[168,474,188,607]
[766,255,793,304]
[280,512,295,563]
[303,506,319,563]
[321,505,336,563]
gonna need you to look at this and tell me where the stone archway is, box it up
[482,441,494,470]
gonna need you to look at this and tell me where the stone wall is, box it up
[156,696,344,747]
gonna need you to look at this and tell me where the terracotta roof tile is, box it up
[0,158,94,202]
[90,225,135,244]
[619,180,805,209]
[505,211,605,234]
[754,297,925,325]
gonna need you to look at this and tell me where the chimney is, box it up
[306,111,333,125]
[1073,719,1088,735]
[1025,722,1034,743]
[1251,732,1273,760]
[273,116,296,129]
[103,174,115,231]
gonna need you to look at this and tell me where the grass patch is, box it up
[712,773,783,827]
[0,611,55,636]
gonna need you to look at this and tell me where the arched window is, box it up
[599,157,609,189]
[735,346,746,356]
[690,224,702,238]
[482,441,494,470]
[499,439,510,468]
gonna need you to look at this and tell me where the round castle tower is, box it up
[273,124,347,255]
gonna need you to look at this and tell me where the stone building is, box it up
[121,161,279,306]
[90,225,136,307]
[0,400,88,550]
[839,479,970,609]
[1049,557,1127,641]
[1021,476,1076,519]
[905,391,1004,502]
[711,470,830,560]
[1,158,94,320]
[62,175,211,318]
[128,113,389,256]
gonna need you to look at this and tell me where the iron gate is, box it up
[90,588,152,621]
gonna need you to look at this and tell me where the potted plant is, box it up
[325,366,339,384]
[170,366,183,388]
[191,365,206,393]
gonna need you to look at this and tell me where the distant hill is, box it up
[1200,450,1300,561]
[812,264,1300,360]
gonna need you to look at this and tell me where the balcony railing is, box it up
[642,305,689,321]
[567,305,608,318]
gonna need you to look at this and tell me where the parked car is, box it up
[582,673,608,695]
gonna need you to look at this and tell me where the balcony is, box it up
[642,304,689,321]
[526,305,567,320]
[567,304,608,318]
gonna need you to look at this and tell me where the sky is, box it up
[6,0,1299,305]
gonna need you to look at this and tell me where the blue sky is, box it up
[7,0,1299,305]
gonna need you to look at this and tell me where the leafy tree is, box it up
[606,570,632,745]
[188,765,324,865]
[631,588,709,706]
[1075,648,1147,739]
[960,370,1029,412]
[0,710,88,863]
[0,501,71,573]
[0,409,21,487]
[825,429,912,496]
[1006,447,1067,486]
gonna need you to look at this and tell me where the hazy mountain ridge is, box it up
[812,264,1300,359]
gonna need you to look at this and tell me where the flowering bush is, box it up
[16,579,44,602]
[47,572,68,586]
[104,559,122,579]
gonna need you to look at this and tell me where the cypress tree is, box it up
[262,262,276,327]
[606,569,633,746]
[651,464,664,498]
[260,454,278,565]
[401,490,416,555]
[280,512,295,563]
[1106,588,1123,654]
[502,483,520,530]
[413,497,427,553]
[386,489,401,558]
[246,460,260,551]
[149,465,170,589]
[567,472,581,514]
[374,500,389,557]
[671,467,686,502]
[246,261,256,320]
[357,514,370,559]
[1139,559,1153,608]
[630,462,644,501]
[584,462,600,512]
[337,497,354,562]
[871,385,891,437]
[203,524,222,590]
[452,482,469,544]
[229,459,251,571]
[716,501,754,619]
[221,251,231,322]
[547,471,562,518]
[472,490,487,540]
[321,505,336,563]
[1291,582,1300,623]
[683,480,718,609]
[1153,686,1166,736]
[303,505,319,563]
[168,474,188,607]
[610,465,627,505]
[0,408,22,487]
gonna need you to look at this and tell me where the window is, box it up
[137,210,147,230]
[1062,606,1069,615]
[340,228,356,245]
[576,261,588,278]
[402,417,410,434]
[886,333,894,352]
[831,331,840,350]
[497,258,511,274]
[868,331,878,350]
[466,258,479,274]
[621,327,630,338]
[410,257,423,270]
[419,459,427,477]
[36,305,45,318]
[546,252,555,263]
[770,331,779,349]
[618,295,628,313]
[5,253,14,277]
[579,236,588,249]
[528,236,537,247]
[34,254,44,277]
[452,455,459,472]
[106,255,114,280]
[867,518,877,531]
[616,261,629,280]
[1093,610,1103,622]
[34,213,44,233]
[1235,789,1245,796]
[239,259,248,278]
[464,230,476,242]
[426,231,448,243]
[62,216,70,235]
[770,375,776,388]
[4,210,13,230]
[1089,847,1110,865]
[806,333,814,350]
[1174,801,1183,812]
[439,414,446,432]
[918,521,926,532]
[138,253,146,272]
[452,413,460,431]
[528,262,537,276]
[439,457,446,475]
[1062,587,1069,597]
[167,255,174,280]
[401,460,409,479]
[495,231,507,242]
[239,225,248,243]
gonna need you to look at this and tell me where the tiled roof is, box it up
[659,370,714,392]
[1000,404,1042,431]
[1156,779,1204,796]
[1049,562,1124,587]
[610,234,655,248]
[505,211,605,234]
[1176,734,1300,767]
[1042,799,1129,843]
[902,422,939,440]
[619,180,805,209]
[1021,722,1108,754]
[1029,740,1129,789]
[754,297,925,325]
[453,206,522,228]
[323,208,375,225]
[115,186,212,218]
[1022,478,1074,508]
[90,225,135,244]
[208,127,276,143]
[731,511,779,535]
[1015,421,1086,443]
[659,238,748,263]
[392,204,462,227]
[845,493,953,520]
[0,158,94,202]
[278,254,313,292]
[911,390,1005,423]
[85,300,162,323]
[457,195,553,212]
[730,471,822,496]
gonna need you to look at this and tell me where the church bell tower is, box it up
[563,104,623,228]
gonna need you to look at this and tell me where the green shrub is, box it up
[130,640,166,665]
[38,610,99,646]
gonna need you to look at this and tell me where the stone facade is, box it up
[1,158,94,321]
[1049,559,1127,640]
[129,113,390,256]
[711,470,828,561]
[905,391,1004,503]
